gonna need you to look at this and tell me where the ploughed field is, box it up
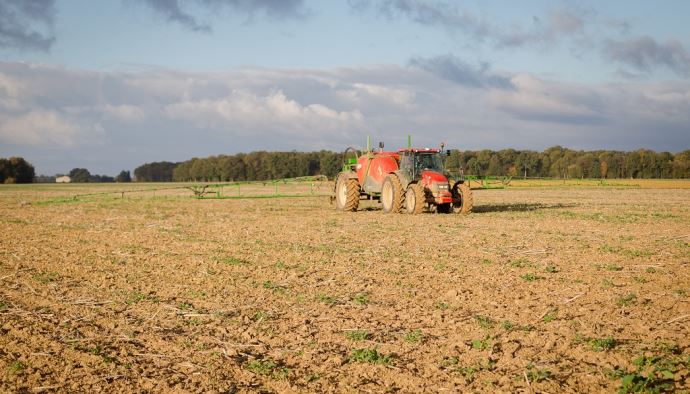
[1,182,689,392]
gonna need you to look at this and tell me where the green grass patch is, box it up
[617,293,637,307]
[520,273,543,282]
[32,271,59,284]
[352,293,369,305]
[317,294,338,306]
[404,329,423,343]
[246,358,290,380]
[345,330,370,341]
[475,315,495,329]
[215,256,248,265]
[348,348,392,365]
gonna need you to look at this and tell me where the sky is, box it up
[0,0,689,175]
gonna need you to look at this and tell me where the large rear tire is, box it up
[335,173,360,211]
[452,182,473,214]
[404,183,425,214]
[381,174,404,213]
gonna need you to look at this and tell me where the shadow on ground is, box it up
[473,202,576,213]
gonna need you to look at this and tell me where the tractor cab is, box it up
[397,148,445,182]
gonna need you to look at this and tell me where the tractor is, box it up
[334,138,473,214]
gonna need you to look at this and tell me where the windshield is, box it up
[415,153,444,173]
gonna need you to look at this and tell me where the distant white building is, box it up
[56,176,71,183]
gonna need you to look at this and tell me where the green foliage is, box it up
[475,315,495,329]
[8,360,25,374]
[115,170,132,182]
[616,354,686,393]
[353,293,369,305]
[144,147,690,183]
[246,358,290,379]
[317,294,337,306]
[0,157,35,183]
[404,329,423,343]
[345,330,370,341]
[134,161,178,182]
[542,312,557,323]
[526,364,552,383]
[617,293,637,306]
[471,337,490,350]
[32,271,59,284]
[520,273,542,281]
[348,348,391,365]
[589,337,617,351]
[216,256,247,265]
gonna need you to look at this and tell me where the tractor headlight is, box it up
[437,183,449,191]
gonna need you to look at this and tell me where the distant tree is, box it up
[134,162,178,182]
[142,147,690,183]
[115,170,132,182]
[34,174,56,183]
[69,168,91,183]
[0,157,35,183]
[89,174,115,182]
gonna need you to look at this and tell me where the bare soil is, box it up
[1,183,689,392]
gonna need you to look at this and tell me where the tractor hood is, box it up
[421,170,449,185]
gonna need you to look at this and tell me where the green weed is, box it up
[317,294,338,306]
[588,337,617,351]
[616,355,685,393]
[353,293,369,305]
[8,360,25,374]
[617,293,637,307]
[246,358,290,380]
[471,337,490,350]
[544,265,558,273]
[216,256,247,265]
[542,312,557,323]
[251,311,270,323]
[404,329,423,343]
[348,348,391,365]
[520,273,542,282]
[32,271,59,284]
[526,364,552,383]
[475,315,495,329]
[345,330,370,341]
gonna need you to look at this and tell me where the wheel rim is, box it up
[336,179,347,207]
[382,181,392,210]
[406,188,415,212]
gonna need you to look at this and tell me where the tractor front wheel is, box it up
[381,174,404,213]
[452,182,473,214]
[335,174,360,211]
[404,183,425,214]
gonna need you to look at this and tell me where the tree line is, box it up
[131,147,690,182]
[4,147,689,184]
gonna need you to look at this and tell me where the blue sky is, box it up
[0,0,689,175]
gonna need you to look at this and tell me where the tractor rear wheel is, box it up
[452,182,473,214]
[404,183,425,214]
[335,174,360,211]
[381,174,404,213]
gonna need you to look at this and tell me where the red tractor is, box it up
[334,140,473,214]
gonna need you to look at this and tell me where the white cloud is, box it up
[164,89,364,137]
[101,104,146,122]
[0,110,105,147]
